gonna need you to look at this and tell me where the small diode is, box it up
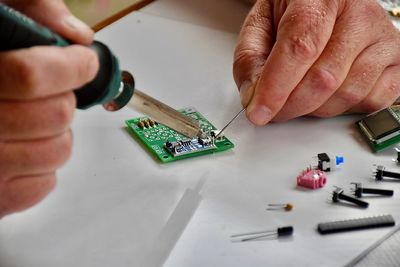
[231,226,294,242]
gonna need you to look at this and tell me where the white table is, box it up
[1,1,400,266]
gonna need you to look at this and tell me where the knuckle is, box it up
[54,93,76,129]
[13,55,40,95]
[280,8,325,62]
[338,90,363,107]
[308,67,339,94]
[233,50,266,85]
[56,130,73,166]
[360,0,386,20]
[286,34,319,62]
[36,131,73,172]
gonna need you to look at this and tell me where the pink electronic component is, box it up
[297,168,327,189]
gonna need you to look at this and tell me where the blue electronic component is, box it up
[317,153,344,172]
[165,137,215,156]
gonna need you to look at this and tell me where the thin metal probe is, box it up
[214,108,246,139]
[241,232,277,242]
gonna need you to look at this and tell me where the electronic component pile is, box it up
[126,107,234,163]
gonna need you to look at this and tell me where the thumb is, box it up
[5,0,94,45]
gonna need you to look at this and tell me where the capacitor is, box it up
[266,203,294,211]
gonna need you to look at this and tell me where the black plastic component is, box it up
[332,187,369,208]
[0,3,128,110]
[277,226,294,237]
[317,153,331,171]
[352,182,394,198]
[374,165,400,181]
[318,214,395,234]
[74,41,122,109]
[0,4,65,50]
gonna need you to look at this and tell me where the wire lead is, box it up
[215,108,245,139]
[231,226,294,242]
[266,203,294,211]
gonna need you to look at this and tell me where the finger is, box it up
[3,0,94,44]
[0,131,73,179]
[0,173,56,218]
[246,0,339,125]
[233,0,274,107]
[312,40,398,117]
[0,45,99,99]
[273,2,390,121]
[348,65,400,113]
[0,92,76,140]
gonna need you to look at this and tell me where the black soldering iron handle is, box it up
[362,188,394,196]
[0,3,128,110]
[339,193,369,208]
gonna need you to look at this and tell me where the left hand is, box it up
[234,0,400,125]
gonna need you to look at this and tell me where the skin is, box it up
[1,0,399,217]
[234,0,400,125]
[0,0,99,218]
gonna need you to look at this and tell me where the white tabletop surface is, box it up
[1,1,400,267]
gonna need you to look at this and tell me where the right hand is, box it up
[0,0,99,218]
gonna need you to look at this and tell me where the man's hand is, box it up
[234,0,400,125]
[0,0,98,218]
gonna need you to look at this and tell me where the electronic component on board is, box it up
[165,138,215,156]
[126,107,234,163]
[356,107,400,152]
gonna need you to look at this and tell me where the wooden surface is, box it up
[65,0,154,31]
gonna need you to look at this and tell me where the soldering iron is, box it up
[0,3,202,138]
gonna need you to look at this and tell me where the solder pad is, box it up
[125,107,234,163]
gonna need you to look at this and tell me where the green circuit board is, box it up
[125,107,234,163]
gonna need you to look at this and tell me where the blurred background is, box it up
[65,0,153,31]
